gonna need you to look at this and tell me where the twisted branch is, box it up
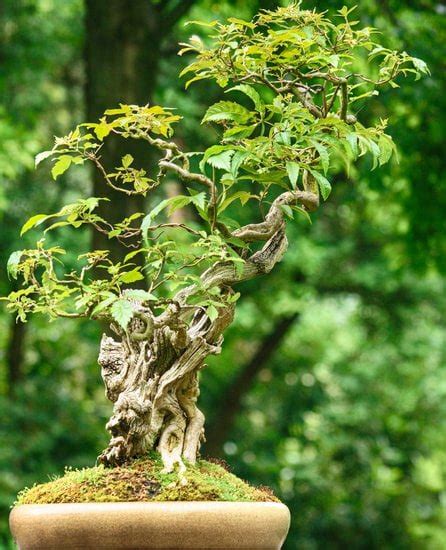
[233,190,319,243]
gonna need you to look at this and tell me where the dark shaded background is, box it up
[0,1,445,548]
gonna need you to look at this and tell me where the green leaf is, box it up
[200,145,234,171]
[111,299,134,330]
[346,133,358,157]
[227,84,264,113]
[206,304,219,322]
[223,124,257,140]
[206,150,234,171]
[280,204,294,219]
[230,151,249,177]
[328,54,340,67]
[219,191,253,213]
[20,214,49,236]
[228,292,241,303]
[202,101,252,124]
[91,295,117,316]
[119,269,145,284]
[190,192,207,211]
[35,150,54,168]
[7,250,23,280]
[311,141,330,174]
[94,121,112,140]
[122,154,134,168]
[124,289,158,302]
[412,57,429,75]
[124,249,147,263]
[368,139,381,170]
[310,170,332,200]
[227,17,255,28]
[378,134,396,165]
[166,195,193,215]
[225,236,249,249]
[51,155,72,180]
[286,161,300,188]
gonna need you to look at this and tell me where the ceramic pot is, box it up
[10,501,290,549]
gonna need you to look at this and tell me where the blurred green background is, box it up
[0,1,445,548]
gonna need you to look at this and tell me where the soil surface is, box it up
[16,454,278,504]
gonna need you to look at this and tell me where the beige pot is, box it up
[10,501,290,549]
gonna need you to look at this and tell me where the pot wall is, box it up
[10,501,290,549]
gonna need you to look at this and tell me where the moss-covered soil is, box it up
[16,454,278,505]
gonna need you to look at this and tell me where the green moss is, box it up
[16,454,278,505]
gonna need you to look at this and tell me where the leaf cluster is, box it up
[3,3,428,331]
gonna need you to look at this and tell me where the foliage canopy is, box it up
[4,3,427,333]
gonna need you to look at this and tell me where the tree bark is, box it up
[84,0,162,261]
[97,300,234,471]
[84,0,199,263]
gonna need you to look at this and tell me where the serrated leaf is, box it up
[91,295,117,316]
[378,134,396,165]
[227,84,264,113]
[310,170,332,200]
[190,192,207,211]
[346,133,358,157]
[202,101,252,124]
[368,139,381,170]
[412,57,429,75]
[230,151,249,177]
[166,195,193,215]
[329,54,340,67]
[7,250,23,280]
[219,191,253,213]
[51,155,72,180]
[111,299,134,330]
[227,17,255,28]
[311,141,330,174]
[286,161,300,188]
[223,124,257,140]
[200,145,233,171]
[207,150,234,171]
[124,249,146,263]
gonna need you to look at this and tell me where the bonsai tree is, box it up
[4,4,427,473]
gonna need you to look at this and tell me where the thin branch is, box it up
[159,160,214,190]
[88,154,141,196]
[293,88,323,118]
[340,81,348,120]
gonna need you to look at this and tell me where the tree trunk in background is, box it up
[85,0,167,262]
[84,1,277,262]
[205,313,299,457]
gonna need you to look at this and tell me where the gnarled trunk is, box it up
[96,226,304,470]
[97,301,234,472]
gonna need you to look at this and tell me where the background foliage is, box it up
[0,1,444,548]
